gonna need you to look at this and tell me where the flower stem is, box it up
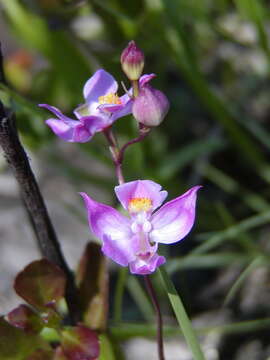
[132,80,139,98]
[118,124,151,164]
[144,275,165,360]
[103,127,125,185]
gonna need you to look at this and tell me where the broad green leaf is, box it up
[76,243,108,331]
[26,348,54,360]
[61,325,100,360]
[7,304,43,333]
[0,317,45,360]
[14,259,66,311]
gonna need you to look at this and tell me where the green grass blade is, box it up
[99,334,117,360]
[111,317,270,340]
[201,164,270,212]
[193,210,270,255]
[158,266,206,360]
[126,276,154,322]
[223,256,266,306]
[167,253,253,273]
[113,267,128,323]
[235,0,270,68]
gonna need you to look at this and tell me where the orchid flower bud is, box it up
[132,84,169,127]
[121,41,144,81]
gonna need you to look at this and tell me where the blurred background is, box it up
[1,0,270,359]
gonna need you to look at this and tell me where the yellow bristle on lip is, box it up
[128,197,152,213]
[98,93,122,105]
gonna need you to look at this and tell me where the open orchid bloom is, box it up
[81,180,201,275]
[39,69,133,142]
[74,69,133,123]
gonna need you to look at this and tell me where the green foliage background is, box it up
[1,0,270,358]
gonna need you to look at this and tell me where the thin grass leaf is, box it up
[113,267,128,323]
[215,202,259,252]
[159,136,226,180]
[158,267,206,360]
[223,255,266,306]
[202,164,270,212]
[111,317,270,340]
[99,334,117,360]
[160,0,270,183]
[166,253,253,274]
[193,210,270,255]
[235,0,270,68]
[126,276,154,322]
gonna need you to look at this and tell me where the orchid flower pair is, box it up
[39,70,165,143]
[81,180,201,275]
[39,45,200,275]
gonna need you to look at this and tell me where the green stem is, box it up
[158,267,206,360]
[132,80,139,97]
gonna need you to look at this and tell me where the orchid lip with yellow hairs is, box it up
[80,180,201,275]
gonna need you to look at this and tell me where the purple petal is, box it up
[39,104,76,123]
[83,69,118,103]
[102,234,136,267]
[120,92,132,106]
[150,186,202,244]
[139,73,156,88]
[46,118,78,142]
[80,193,134,266]
[72,124,93,143]
[115,180,168,212]
[111,98,133,122]
[82,116,109,134]
[40,104,87,142]
[129,254,166,275]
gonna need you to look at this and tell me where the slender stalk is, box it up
[144,276,165,360]
[131,80,139,98]
[103,127,124,185]
[118,124,151,164]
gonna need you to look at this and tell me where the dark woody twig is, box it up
[0,45,80,324]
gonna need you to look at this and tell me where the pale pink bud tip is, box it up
[121,40,145,81]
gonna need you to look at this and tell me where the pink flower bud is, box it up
[132,85,169,127]
[121,40,144,81]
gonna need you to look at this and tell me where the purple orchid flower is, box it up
[81,180,201,275]
[39,69,132,143]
